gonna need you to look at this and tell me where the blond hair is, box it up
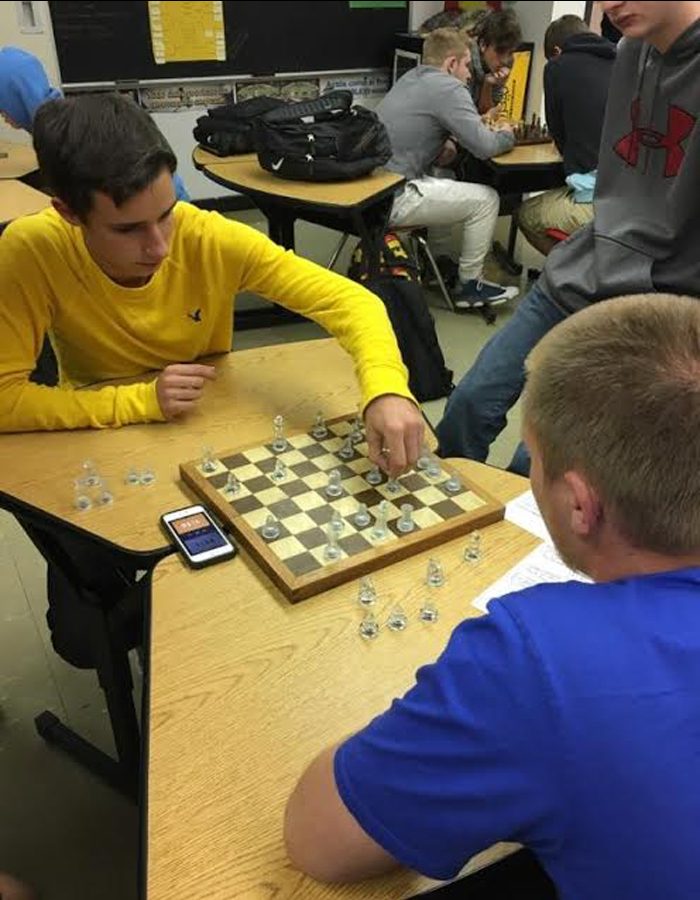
[523,294,700,555]
[422,28,469,67]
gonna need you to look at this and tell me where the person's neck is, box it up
[586,545,700,583]
[649,9,700,53]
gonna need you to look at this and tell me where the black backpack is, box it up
[349,234,454,403]
[254,90,392,182]
[193,96,287,156]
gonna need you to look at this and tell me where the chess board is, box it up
[180,415,504,603]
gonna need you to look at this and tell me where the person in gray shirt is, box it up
[377,28,517,308]
[437,0,700,474]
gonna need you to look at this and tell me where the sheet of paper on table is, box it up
[472,490,591,613]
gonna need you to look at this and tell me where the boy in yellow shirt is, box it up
[0,93,423,473]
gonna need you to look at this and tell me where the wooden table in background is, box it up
[0,179,50,229]
[146,458,536,900]
[0,140,38,180]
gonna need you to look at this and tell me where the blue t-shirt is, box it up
[335,567,700,900]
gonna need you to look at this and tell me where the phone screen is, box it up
[171,512,228,556]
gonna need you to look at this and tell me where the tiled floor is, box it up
[0,213,541,899]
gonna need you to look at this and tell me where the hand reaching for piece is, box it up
[156,363,217,420]
[364,394,425,478]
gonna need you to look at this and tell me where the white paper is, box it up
[472,542,591,613]
[505,489,552,544]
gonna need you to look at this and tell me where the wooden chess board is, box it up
[180,415,505,603]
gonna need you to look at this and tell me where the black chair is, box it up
[419,849,558,899]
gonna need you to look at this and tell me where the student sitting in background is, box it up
[377,29,518,310]
[0,46,190,202]
[517,16,615,256]
[285,293,700,900]
[467,9,522,115]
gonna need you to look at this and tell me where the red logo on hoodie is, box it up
[614,99,696,177]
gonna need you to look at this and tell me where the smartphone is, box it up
[161,504,237,569]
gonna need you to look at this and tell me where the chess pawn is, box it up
[349,415,363,445]
[426,558,445,588]
[311,411,328,440]
[419,600,439,623]
[464,531,482,563]
[201,446,217,474]
[371,500,389,540]
[73,480,92,511]
[325,469,343,498]
[426,459,442,479]
[338,435,354,460]
[417,444,432,470]
[358,611,380,640]
[357,576,377,607]
[386,604,408,632]
[96,480,114,506]
[444,474,461,494]
[354,502,371,528]
[80,459,101,487]
[396,503,415,534]
[124,468,140,486]
[224,472,241,496]
[271,457,287,482]
[272,414,287,453]
[323,525,342,561]
[330,509,345,534]
[261,514,281,541]
[385,477,401,494]
[140,467,156,486]
[366,465,383,486]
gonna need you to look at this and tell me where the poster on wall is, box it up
[148,1,226,65]
[500,45,532,122]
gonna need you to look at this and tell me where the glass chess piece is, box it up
[417,444,432,470]
[325,469,343,498]
[426,459,442,479]
[96,481,114,506]
[73,480,92,511]
[358,611,380,640]
[396,503,415,534]
[80,459,101,487]
[224,472,241,496]
[366,465,383,486]
[330,509,345,534]
[419,600,439,623]
[386,604,408,632]
[385,477,401,494]
[349,414,363,444]
[323,525,342,561]
[371,500,389,540]
[357,576,377,607]
[124,468,140,486]
[139,467,156,486]
[426,558,445,588]
[201,446,217,474]
[444,474,461,494]
[261,514,281,541]
[271,457,288,482]
[464,531,482,563]
[272,414,287,453]
[353,502,371,528]
[338,435,354,460]
[311,411,328,440]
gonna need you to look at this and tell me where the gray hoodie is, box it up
[377,65,514,182]
[542,20,700,311]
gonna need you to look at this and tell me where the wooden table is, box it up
[0,179,50,228]
[0,140,38,180]
[192,146,258,169]
[491,141,563,169]
[146,458,536,900]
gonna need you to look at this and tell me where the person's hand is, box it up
[486,66,510,87]
[434,137,458,168]
[155,363,217,420]
[364,394,425,478]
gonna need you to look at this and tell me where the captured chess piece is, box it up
[261,514,281,541]
[419,600,439,623]
[80,459,101,488]
[366,465,383,486]
[359,611,380,640]
[272,414,287,453]
[426,558,445,587]
[386,604,408,632]
[124,468,140,486]
[311,411,328,440]
[325,469,343,498]
[323,525,342,561]
[357,575,377,607]
[464,531,482,563]
[371,500,390,540]
[140,467,156,486]
[73,480,92,511]
[96,481,114,506]
[396,503,415,533]
[201,446,217,474]
[354,502,371,528]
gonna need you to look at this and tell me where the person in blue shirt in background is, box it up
[0,46,190,201]
[284,292,700,900]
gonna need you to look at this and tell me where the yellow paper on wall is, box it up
[501,48,531,122]
[148,1,226,65]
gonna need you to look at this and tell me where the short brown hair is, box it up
[423,28,469,67]
[544,14,590,59]
[523,295,700,555]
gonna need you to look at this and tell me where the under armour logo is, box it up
[187,308,202,322]
[614,100,695,177]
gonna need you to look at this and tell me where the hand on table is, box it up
[156,363,217,420]
[364,394,425,478]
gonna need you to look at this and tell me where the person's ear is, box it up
[552,45,562,57]
[562,470,602,539]
[52,197,81,226]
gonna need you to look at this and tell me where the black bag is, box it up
[193,96,287,156]
[254,90,392,182]
[349,234,454,403]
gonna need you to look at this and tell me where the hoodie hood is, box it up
[561,32,616,60]
[0,47,61,132]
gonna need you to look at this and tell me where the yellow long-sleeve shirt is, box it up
[0,204,412,432]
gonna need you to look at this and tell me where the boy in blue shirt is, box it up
[284,292,700,900]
